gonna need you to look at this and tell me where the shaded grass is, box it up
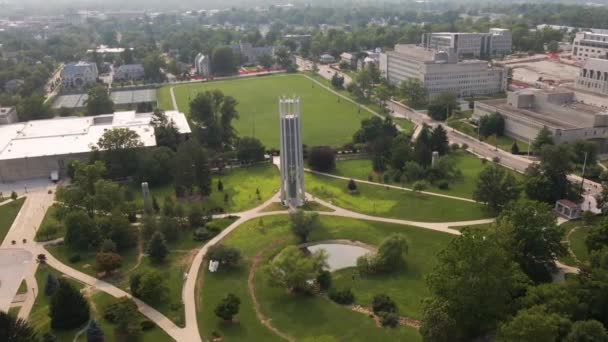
[0,197,25,244]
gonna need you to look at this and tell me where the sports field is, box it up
[157,74,374,149]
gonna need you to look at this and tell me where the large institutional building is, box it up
[422,28,512,59]
[0,110,190,182]
[575,58,608,96]
[572,31,608,62]
[379,44,507,99]
[60,61,99,90]
[473,89,608,150]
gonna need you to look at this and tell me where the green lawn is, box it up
[36,204,63,242]
[393,117,415,133]
[305,171,492,222]
[132,163,280,214]
[199,215,441,341]
[29,265,172,342]
[0,198,25,244]
[331,152,523,199]
[158,74,373,149]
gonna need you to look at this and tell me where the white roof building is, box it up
[0,110,190,182]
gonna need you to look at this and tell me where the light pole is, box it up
[581,151,588,191]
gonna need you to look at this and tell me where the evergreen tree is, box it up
[511,142,520,155]
[147,231,168,263]
[0,311,38,342]
[44,273,59,297]
[414,125,433,167]
[50,279,90,330]
[214,293,241,321]
[430,125,449,155]
[86,320,104,342]
[531,127,554,153]
[217,179,224,192]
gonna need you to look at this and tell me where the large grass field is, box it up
[198,215,449,341]
[331,152,524,199]
[305,172,492,222]
[0,197,25,244]
[158,74,373,149]
[29,265,172,342]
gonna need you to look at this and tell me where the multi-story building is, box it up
[575,58,608,96]
[113,64,145,81]
[194,53,211,77]
[60,62,98,89]
[229,42,275,65]
[473,89,608,150]
[422,28,512,59]
[572,31,608,62]
[380,44,507,99]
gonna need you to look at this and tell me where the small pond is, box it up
[306,243,372,272]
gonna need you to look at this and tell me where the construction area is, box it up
[503,57,580,88]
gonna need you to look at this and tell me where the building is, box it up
[380,44,507,99]
[113,64,145,81]
[575,58,608,96]
[0,110,190,182]
[572,31,608,62]
[194,53,211,77]
[422,28,512,59]
[319,54,336,64]
[279,97,305,208]
[473,88,608,150]
[340,52,357,69]
[0,107,18,125]
[555,199,582,219]
[60,62,99,89]
[229,42,275,65]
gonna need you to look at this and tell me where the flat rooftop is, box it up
[0,110,190,161]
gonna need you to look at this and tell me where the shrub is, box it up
[207,245,241,268]
[380,312,400,327]
[69,254,81,263]
[450,143,460,151]
[437,180,450,190]
[140,320,155,331]
[329,288,355,305]
[462,143,469,150]
[193,227,215,241]
[347,179,358,192]
[316,270,332,291]
[308,146,336,172]
[372,294,397,315]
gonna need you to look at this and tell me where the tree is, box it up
[511,142,520,155]
[347,179,358,192]
[11,191,18,201]
[497,199,565,282]
[586,220,608,253]
[236,137,265,163]
[473,165,521,213]
[86,320,104,342]
[101,297,139,338]
[0,311,39,342]
[44,273,59,297]
[173,139,211,197]
[259,54,274,69]
[189,90,239,149]
[151,109,181,151]
[50,279,90,330]
[375,234,409,271]
[372,294,397,314]
[497,305,570,342]
[130,269,167,304]
[275,47,294,71]
[212,46,238,75]
[142,52,165,82]
[427,92,458,121]
[399,78,427,108]
[414,125,432,167]
[524,144,574,203]
[565,320,608,342]
[532,127,554,153]
[424,228,528,340]
[100,239,117,253]
[331,72,345,89]
[85,86,114,116]
[207,245,241,267]
[147,231,168,263]
[267,245,328,292]
[308,146,336,172]
[479,112,505,138]
[389,134,413,170]
[290,210,319,243]
[214,293,241,322]
[547,41,560,53]
[430,125,449,155]
[420,298,458,342]
[17,94,53,121]
[95,252,122,275]
[96,128,143,179]
[64,211,98,250]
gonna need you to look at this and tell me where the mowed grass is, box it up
[158,74,373,149]
[132,163,280,213]
[305,172,492,222]
[0,197,25,244]
[331,152,524,199]
[199,215,438,341]
[30,265,172,342]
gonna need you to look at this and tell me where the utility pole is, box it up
[581,151,588,190]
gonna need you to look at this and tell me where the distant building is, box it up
[0,110,190,182]
[340,52,357,69]
[575,58,608,95]
[380,44,507,99]
[114,64,145,81]
[194,53,211,77]
[319,54,336,64]
[572,31,608,62]
[229,42,275,65]
[61,62,99,89]
[473,88,608,150]
[422,28,512,59]
[3,79,24,93]
[0,107,18,125]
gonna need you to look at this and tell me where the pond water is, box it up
[306,243,371,272]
